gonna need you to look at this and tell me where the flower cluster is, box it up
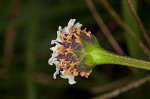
[48,19,93,84]
[48,19,150,85]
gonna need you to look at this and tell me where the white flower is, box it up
[60,70,76,84]
[74,22,83,28]
[48,43,60,65]
[48,19,82,84]
[62,19,76,34]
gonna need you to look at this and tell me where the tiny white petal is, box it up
[51,40,56,44]
[48,57,54,65]
[60,70,68,78]
[67,19,76,28]
[57,31,60,37]
[54,61,59,66]
[50,46,57,51]
[53,66,60,79]
[62,19,76,34]
[68,75,76,84]
[48,52,58,65]
[60,70,76,85]
[58,26,62,31]
[57,26,62,41]
[62,27,69,34]
[50,43,61,53]
[74,22,82,28]
[56,37,62,42]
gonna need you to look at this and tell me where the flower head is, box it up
[48,19,99,84]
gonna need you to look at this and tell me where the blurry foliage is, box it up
[0,0,150,99]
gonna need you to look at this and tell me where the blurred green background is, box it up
[0,0,150,99]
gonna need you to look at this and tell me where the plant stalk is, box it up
[91,48,150,70]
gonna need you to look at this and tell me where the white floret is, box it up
[50,42,61,52]
[60,70,76,85]
[49,19,82,85]
[51,26,63,44]
[48,42,61,65]
[48,52,58,65]
[62,19,82,34]
[53,65,60,79]
[74,22,82,28]
[62,19,76,34]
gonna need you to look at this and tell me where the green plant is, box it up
[48,19,150,84]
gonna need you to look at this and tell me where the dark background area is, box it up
[0,0,150,99]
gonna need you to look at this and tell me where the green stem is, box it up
[91,48,150,70]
